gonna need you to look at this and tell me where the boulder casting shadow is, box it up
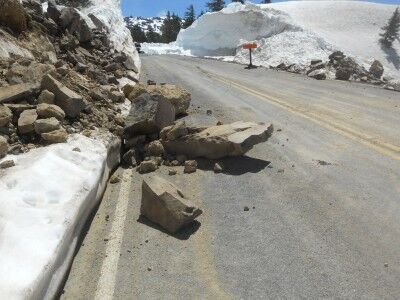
[137,215,201,240]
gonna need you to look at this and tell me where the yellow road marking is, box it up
[199,68,400,161]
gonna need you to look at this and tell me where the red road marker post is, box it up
[242,42,258,69]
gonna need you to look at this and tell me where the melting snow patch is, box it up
[0,133,120,299]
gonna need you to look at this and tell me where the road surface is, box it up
[61,55,400,299]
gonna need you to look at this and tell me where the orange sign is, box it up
[242,43,257,49]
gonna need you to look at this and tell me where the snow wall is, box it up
[174,1,400,78]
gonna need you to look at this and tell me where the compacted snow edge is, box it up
[0,133,121,299]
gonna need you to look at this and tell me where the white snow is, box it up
[142,42,193,56]
[147,1,400,79]
[0,133,120,299]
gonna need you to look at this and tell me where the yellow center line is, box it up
[198,67,400,161]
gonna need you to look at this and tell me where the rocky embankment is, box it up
[0,0,139,164]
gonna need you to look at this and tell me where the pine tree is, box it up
[206,0,225,12]
[130,24,147,43]
[379,7,400,48]
[160,12,182,43]
[182,5,196,29]
[198,10,205,18]
[232,0,244,3]
[261,0,271,3]
[146,25,162,43]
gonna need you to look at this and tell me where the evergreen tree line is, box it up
[130,0,273,44]
[379,7,400,48]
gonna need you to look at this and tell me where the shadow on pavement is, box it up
[137,215,201,240]
[197,156,271,175]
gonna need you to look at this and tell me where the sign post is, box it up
[242,42,258,69]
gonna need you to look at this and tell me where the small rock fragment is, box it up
[37,90,55,104]
[41,128,68,143]
[214,163,223,173]
[184,160,197,173]
[168,169,177,176]
[0,136,9,157]
[18,109,38,134]
[0,160,15,169]
[244,206,250,212]
[110,174,121,184]
[138,160,158,174]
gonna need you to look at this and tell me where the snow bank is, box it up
[0,133,120,299]
[169,1,400,78]
[83,0,141,73]
[142,42,193,56]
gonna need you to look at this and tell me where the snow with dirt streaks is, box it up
[0,134,119,299]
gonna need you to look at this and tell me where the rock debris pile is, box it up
[0,0,139,159]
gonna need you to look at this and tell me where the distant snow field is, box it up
[145,1,400,79]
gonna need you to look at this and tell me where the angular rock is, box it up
[160,121,188,141]
[88,13,106,31]
[41,75,85,118]
[146,140,164,157]
[369,60,384,79]
[329,51,345,62]
[0,136,8,157]
[335,67,352,81]
[162,121,274,159]
[60,7,92,43]
[0,0,27,33]
[0,105,12,127]
[18,109,37,134]
[126,83,148,100]
[47,0,62,24]
[4,104,35,116]
[0,83,38,104]
[34,117,60,134]
[138,160,158,174]
[141,176,203,233]
[184,160,197,173]
[38,90,55,104]
[214,163,223,173]
[148,84,191,116]
[123,56,139,73]
[41,128,68,143]
[0,159,14,169]
[308,69,326,80]
[122,149,137,166]
[124,93,175,138]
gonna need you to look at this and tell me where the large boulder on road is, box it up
[148,84,191,116]
[141,176,203,233]
[123,93,175,138]
[161,121,274,159]
[41,75,85,118]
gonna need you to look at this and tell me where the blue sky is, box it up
[122,0,400,17]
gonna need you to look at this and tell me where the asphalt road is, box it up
[61,55,400,299]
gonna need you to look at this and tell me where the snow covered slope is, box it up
[175,1,400,78]
[125,16,165,34]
